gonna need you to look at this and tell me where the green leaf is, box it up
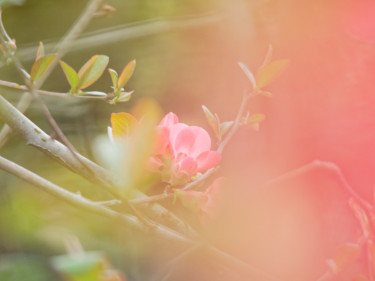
[118,59,136,89]
[111,112,137,137]
[244,114,266,131]
[108,68,118,89]
[35,41,45,61]
[202,105,220,139]
[247,113,265,123]
[77,55,109,90]
[51,252,106,281]
[255,59,289,89]
[59,60,79,92]
[238,62,256,89]
[30,54,56,82]
[219,121,234,138]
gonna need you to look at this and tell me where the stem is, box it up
[0,79,106,99]
[0,155,189,244]
[0,94,196,236]
[217,89,250,154]
[0,93,286,281]
[262,160,373,211]
[0,0,103,148]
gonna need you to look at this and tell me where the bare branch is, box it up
[0,0,103,148]
[262,160,372,211]
[0,155,189,244]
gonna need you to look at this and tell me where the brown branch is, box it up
[0,0,103,148]
[0,155,190,244]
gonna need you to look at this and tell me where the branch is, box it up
[0,0,103,148]
[0,155,189,244]
[262,160,372,211]
[218,89,250,154]
[16,12,222,62]
[0,94,196,236]
[0,93,286,281]
[0,79,106,99]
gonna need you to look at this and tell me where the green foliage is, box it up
[118,59,136,90]
[255,59,289,89]
[202,105,220,139]
[60,55,109,95]
[35,42,45,61]
[77,55,109,90]
[59,61,79,92]
[51,252,107,281]
[30,54,56,82]
[108,60,136,104]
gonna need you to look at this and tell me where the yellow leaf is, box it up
[111,112,137,137]
[255,59,289,88]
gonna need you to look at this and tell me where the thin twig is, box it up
[217,89,250,154]
[262,160,372,211]
[0,16,102,184]
[16,12,223,62]
[0,0,103,148]
[0,94,196,236]
[183,167,217,191]
[0,93,287,281]
[0,155,189,244]
[0,79,106,99]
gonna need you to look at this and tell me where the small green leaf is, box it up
[30,54,56,82]
[244,114,265,131]
[51,252,106,281]
[77,55,109,90]
[220,121,234,138]
[59,60,79,92]
[35,41,45,61]
[202,105,220,139]
[108,68,118,89]
[247,114,266,123]
[111,112,137,137]
[255,59,289,89]
[238,62,256,89]
[118,59,136,89]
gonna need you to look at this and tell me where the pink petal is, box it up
[168,123,188,158]
[155,126,170,156]
[170,157,197,185]
[178,157,198,175]
[196,151,221,172]
[174,126,212,158]
[159,112,178,127]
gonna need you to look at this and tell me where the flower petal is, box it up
[196,151,221,172]
[159,112,178,127]
[155,126,170,156]
[170,157,197,185]
[168,123,188,158]
[178,157,198,176]
[174,126,212,158]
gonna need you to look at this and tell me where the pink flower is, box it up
[151,112,221,185]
